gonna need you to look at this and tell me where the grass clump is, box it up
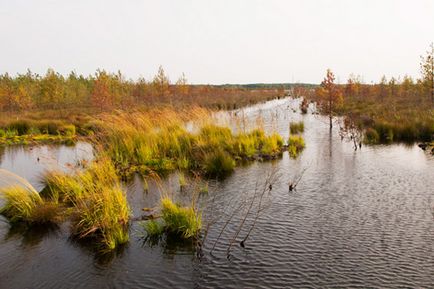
[41,159,131,250]
[364,127,380,144]
[288,135,306,158]
[260,133,284,156]
[142,219,165,238]
[68,160,130,250]
[289,121,304,134]
[8,120,31,136]
[96,110,289,179]
[160,197,201,239]
[41,171,84,204]
[72,185,130,251]
[204,149,235,178]
[0,186,63,225]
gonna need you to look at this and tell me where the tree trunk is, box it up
[329,115,332,131]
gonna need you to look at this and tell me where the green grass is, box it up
[288,135,306,158]
[0,186,63,225]
[97,110,289,179]
[42,159,130,250]
[2,159,130,251]
[364,127,380,144]
[289,121,304,134]
[259,133,284,156]
[160,197,201,239]
[142,219,165,238]
[0,119,78,146]
[204,149,235,178]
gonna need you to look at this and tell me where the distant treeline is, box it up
[0,67,300,112]
[215,83,317,89]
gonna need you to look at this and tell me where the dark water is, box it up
[1,98,433,288]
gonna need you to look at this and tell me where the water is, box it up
[0,98,433,288]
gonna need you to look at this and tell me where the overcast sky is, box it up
[0,0,433,84]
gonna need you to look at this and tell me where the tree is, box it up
[316,69,343,130]
[40,68,65,108]
[420,42,434,104]
[379,75,388,102]
[91,70,112,111]
[152,65,170,100]
[175,72,189,97]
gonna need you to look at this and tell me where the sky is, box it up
[0,0,433,84]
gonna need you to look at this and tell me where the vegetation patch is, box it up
[1,159,130,251]
[289,121,304,134]
[288,135,306,158]
[0,186,63,225]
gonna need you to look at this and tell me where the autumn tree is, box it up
[91,70,112,111]
[379,75,388,101]
[152,66,170,100]
[175,72,189,98]
[40,68,65,108]
[420,42,434,104]
[316,69,343,130]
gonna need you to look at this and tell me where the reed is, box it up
[0,186,63,225]
[42,159,131,250]
[95,109,288,178]
[289,121,304,134]
[142,219,165,238]
[288,135,306,158]
[160,197,201,239]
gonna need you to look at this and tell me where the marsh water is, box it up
[1,98,433,288]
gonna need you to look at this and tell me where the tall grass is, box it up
[0,169,64,225]
[288,135,306,158]
[43,159,131,250]
[160,197,201,239]
[0,186,63,225]
[289,121,304,134]
[95,109,287,178]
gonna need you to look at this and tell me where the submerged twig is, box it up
[288,166,308,192]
